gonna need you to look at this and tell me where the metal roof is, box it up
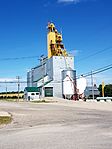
[24,87,40,92]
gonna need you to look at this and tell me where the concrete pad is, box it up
[48,97,112,112]
[0,111,11,117]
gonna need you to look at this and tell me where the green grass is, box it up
[0,98,23,102]
[0,116,12,125]
[31,99,57,103]
[32,99,48,103]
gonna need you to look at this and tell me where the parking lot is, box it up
[0,99,112,149]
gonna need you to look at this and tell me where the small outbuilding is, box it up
[84,86,100,99]
[24,87,40,101]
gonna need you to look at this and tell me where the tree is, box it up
[98,84,112,97]
[98,84,102,96]
[104,84,112,97]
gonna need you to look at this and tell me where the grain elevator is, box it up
[27,22,76,99]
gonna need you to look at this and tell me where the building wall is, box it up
[27,71,32,87]
[24,92,40,101]
[46,57,53,80]
[44,81,62,98]
[45,56,74,98]
[27,56,74,98]
[52,56,74,81]
[33,64,46,82]
[84,86,100,99]
[53,82,62,98]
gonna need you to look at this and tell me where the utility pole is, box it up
[16,76,20,102]
[102,81,105,97]
[91,70,94,100]
[5,80,7,100]
[41,55,45,98]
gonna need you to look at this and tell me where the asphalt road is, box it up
[0,100,112,149]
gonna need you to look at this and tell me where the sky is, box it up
[0,0,112,91]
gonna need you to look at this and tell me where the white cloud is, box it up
[94,74,112,85]
[85,73,112,87]
[58,0,80,4]
[43,1,51,7]
[68,49,80,56]
[57,0,96,4]
[0,78,17,82]
[0,78,26,92]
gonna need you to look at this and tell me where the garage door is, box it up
[45,87,53,97]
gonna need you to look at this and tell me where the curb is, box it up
[0,111,11,117]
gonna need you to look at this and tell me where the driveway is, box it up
[0,99,112,149]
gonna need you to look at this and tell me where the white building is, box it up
[27,56,76,98]
[24,87,40,101]
[27,22,76,99]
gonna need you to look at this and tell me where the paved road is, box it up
[0,100,112,149]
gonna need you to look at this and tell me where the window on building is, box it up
[31,93,35,95]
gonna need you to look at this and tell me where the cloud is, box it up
[68,49,80,56]
[0,78,17,82]
[58,0,80,4]
[85,73,112,86]
[0,78,26,92]
[57,0,96,5]
[43,1,51,7]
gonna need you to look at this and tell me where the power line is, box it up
[0,46,111,62]
[77,63,112,78]
[0,63,112,83]
[16,76,20,102]
[0,81,27,83]
[77,63,112,77]
[0,64,112,84]
[0,62,112,84]
[0,55,40,61]
[75,46,112,63]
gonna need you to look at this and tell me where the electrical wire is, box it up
[0,46,111,62]
[0,56,40,61]
[77,63,112,78]
[0,46,112,84]
[75,46,112,63]
[1,63,112,84]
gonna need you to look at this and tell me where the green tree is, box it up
[98,84,112,97]
[98,84,102,96]
[104,84,112,97]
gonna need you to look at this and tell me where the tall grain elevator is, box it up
[27,22,76,99]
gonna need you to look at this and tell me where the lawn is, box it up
[0,116,12,125]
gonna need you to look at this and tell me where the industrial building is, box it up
[27,23,76,99]
[24,87,40,101]
[84,86,100,99]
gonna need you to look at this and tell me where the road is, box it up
[0,99,112,149]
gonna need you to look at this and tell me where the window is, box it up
[36,93,39,95]
[31,93,35,95]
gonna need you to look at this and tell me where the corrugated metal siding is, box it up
[27,56,74,98]
[53,56,74,81]
[33,64,46,82]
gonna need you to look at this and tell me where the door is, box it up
[45,87,53,97]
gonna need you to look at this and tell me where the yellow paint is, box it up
[47,32,56,59]
[47,22,68,59]
[0,93,24,98]
[102,81,105,97]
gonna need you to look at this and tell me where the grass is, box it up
[0,116,12,125]
[32,99,49,103]
[31,99,57,103]
[0,98,23,102]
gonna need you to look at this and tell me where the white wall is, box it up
[24,92,40,101]
[53,56,74,81]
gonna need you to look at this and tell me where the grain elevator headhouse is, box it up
[27,22,77,100]
[47,22,68,58]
